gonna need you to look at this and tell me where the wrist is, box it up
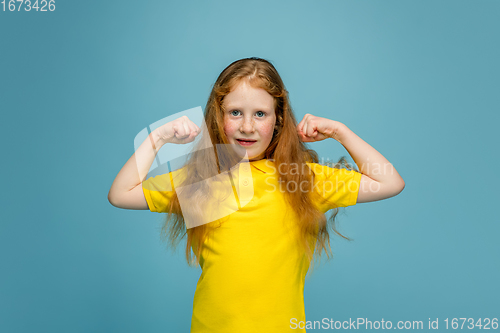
[328,121,349,143]
[150,129,168,151]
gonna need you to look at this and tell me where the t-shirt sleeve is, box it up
[307,163,362,211]
[142,167,188,213]
[141,172,175,213]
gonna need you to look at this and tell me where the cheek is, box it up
[223,121,238,137]
[260,122,275,137]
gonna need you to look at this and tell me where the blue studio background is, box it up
[1,0,499,332]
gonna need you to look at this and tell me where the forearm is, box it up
[108,129,165,197]
[334,124,404,187]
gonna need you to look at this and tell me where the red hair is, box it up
[160,57,356,274]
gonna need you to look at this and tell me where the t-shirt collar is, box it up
[248,159,275,174]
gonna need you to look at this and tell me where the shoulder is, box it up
[142,166,188,192]
[305,162,361,180]
[305,162,362,209]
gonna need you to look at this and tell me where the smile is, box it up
[236,139,257,146]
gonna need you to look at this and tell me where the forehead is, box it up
[223,81,276,111]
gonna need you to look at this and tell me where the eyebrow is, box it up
[224,105,273,112]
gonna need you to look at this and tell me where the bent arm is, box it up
[333,124,405,203]
[108,130,165,210]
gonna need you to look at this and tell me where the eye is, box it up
[256,111,265,117]
[230,110,241,116]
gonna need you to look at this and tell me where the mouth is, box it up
[236,139,257,146]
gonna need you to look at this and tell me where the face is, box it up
[222,80,276,161]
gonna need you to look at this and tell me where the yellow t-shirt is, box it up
[142,159,361,333]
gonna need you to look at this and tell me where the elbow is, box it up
[108,191,119,208]
[395,178,405,195]
[385,178,405,198]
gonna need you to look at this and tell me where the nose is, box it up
[239,116,255,134]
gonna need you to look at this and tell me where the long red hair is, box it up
[160,57,356,274]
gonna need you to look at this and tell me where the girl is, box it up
[108,57,405,332]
